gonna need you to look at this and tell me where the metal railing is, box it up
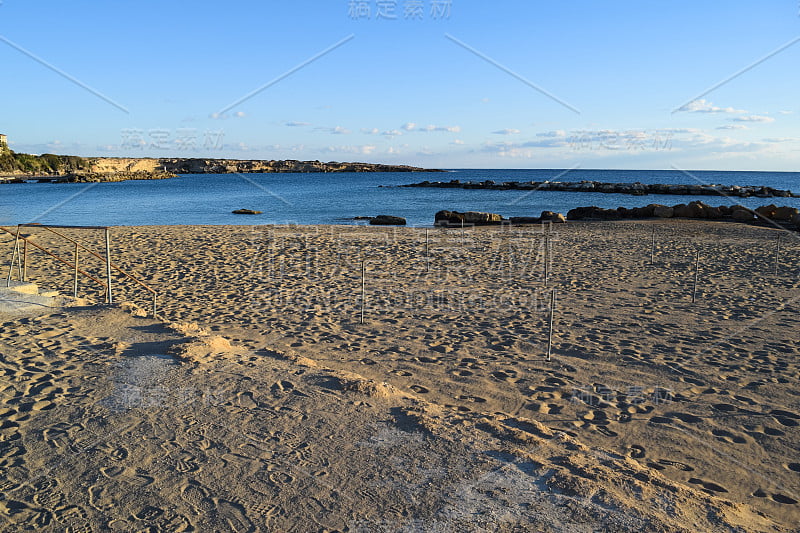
[2,224,158,317]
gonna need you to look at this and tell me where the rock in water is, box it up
[369,215,406,226]
[540,211,567,223]
[509,216,541,224]
[463,211,503,224]
[731,207,754,222]
[773,206,799,221]
[232,209,262,215]
[434,210,465,226]
[755,204,777,219]
[653,206,674,218]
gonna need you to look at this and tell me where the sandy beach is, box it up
[1,220,799,531]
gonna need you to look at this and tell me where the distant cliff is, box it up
[90,157,440,175]
[0,153,441,183]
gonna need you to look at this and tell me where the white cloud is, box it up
[326,145,376,155]
[678,99,746,114]
[286,121,310,127]
[382,129,403,137]
[717,124,748,130]
[492,129,520,135]
[361,127,379,134]
[420,125,460,133]
[732,115,774,123]
[779,110,793,115]
[331,126,351,134]
[536,130,567,138]
[234,111,246,118]
[451,139,464,145]
[401,122,416,131]
[762,137,796,143]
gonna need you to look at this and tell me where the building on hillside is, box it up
[0,134,8,154]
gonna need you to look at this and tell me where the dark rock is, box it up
[731,208,754,222]
[370,215,406,225]
[232,209,262,215]
[509,216,541,224]
[653,206,674,218]
[773,206,799,221]
[434,210,465,226]
[755,204,778,219]
[464,211,503,224]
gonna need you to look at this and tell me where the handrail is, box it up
[1,225,158,316]
[37,226,157,296]
[0,227,108,289]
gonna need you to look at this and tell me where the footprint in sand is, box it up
[458,395,487,403]
[628,445,645,459]
[237,391,258,409]
[657,459,694,471]
[711,428,748,444]
[0,500,52,529]
[409,385,429,394]
[688,477,728,494]
[133,505,164,521]
[176,454,201,473]
[88,485,114,512]
[181,482,215,515]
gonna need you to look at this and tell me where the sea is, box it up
[2,169,800,227]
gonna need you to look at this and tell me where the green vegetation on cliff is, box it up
[0,151,90,174]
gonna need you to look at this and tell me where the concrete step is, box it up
[4,281,41,295]
[0,287,57,314]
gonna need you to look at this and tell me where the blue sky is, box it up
[1,1,798,170]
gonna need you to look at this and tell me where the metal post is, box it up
[543,233,550,286]
[546,288,556,362]
[774,235,781,275]
[22,239,28,282]
[105,228,113,304]
[73,243,79,298]
[360,261,366,324]
[425,228,430,273]
[6,225,21,287]
[651,227,656,265]
[692,250,700,303]
[152,292,157,318]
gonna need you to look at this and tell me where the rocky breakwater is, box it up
[67,170,175,183]
[434,210,566,227]
[402,179,798,198]
[567,201,800,229]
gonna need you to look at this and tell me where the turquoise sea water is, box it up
[2,169,800,227]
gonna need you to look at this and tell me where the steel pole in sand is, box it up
[22,239,28,282]
[651,227,656,265]
[73,244,79,298]
[546,288,556,361]
[425,228,430,273]
[692,250,700,303]
[105,228,113,304]
[543,233,550,286]
[360,261,366,324]
[774,235,781,275]
[6,225,21,287]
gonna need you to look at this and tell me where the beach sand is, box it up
[1,220,799,531]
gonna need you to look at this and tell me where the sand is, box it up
[0,220,798,532]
